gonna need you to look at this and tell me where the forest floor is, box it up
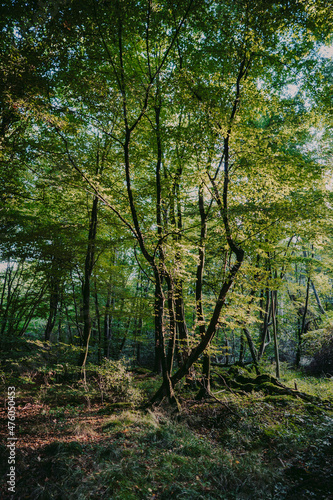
[0,364,333,500]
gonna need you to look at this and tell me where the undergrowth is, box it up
[263,361,333,399]
[8,395,332,500]
[1,348,332,499]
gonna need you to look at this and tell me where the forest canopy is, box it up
[1,0,333,401]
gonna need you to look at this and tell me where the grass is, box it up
[13,400,331,499]
[0,358,332,499]
[263,361,333,399]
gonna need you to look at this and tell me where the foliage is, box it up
[1,4,333,497]
[95,358,143,406]
[1,0,333,403]
[306,332,333,376]
[262,360,333,399]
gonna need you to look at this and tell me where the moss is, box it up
[235,374,254,385]
[228,366,251,378]
[254,374,276,384]
[259,382,292,396]
[264,394,296,405]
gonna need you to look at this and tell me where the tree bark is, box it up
[78,195,99,373]
[104,280,114,358]
[296,275,310,367]
[311,280,326,316]
[243,327,260,374]
[271,289,280,378]
[195,182,211,399]
[44,270,60,342]
[258,287,271,360]
[93,277,102,364]
[166,274,177,373]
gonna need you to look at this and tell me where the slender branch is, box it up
[146,0,152,80]
[55,129,136,237]
[93,2,122,91]
[134,247,153,284]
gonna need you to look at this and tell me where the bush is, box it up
[307,333,333,376]
[96,359,142,406]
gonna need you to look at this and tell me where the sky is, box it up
[319,45,333,59]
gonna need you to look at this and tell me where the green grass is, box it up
[10,393,333,499]
[263,361,333,399]
[1,358,333,499]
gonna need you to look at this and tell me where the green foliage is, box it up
[307,332,333,376]
[2,3,333,496]
[96,359,143,407]
[0,339,82,385]
[1,0,333,401]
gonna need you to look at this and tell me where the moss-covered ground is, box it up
[0,352,332,499]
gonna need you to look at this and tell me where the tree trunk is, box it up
[153,278,164,374]
[166,274,177,373]
[296,275,310,367]
[104,282,114,358]
[243,327,260,374]
[311,280,326,316]
[175,286,190,363]
[44,272,60,342]
[271,290,280,378]
[258,287,271,360]
[150,251,244,404]
[195,182,210,399]
[239,331,245,364]
[93,278,102,364]
[78,195,99,373]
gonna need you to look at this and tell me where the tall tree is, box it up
[1,0,332,402]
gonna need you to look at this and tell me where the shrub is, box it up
[307,333,333,376]
[96,359,142,406]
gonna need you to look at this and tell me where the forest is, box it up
[0,0,333,498]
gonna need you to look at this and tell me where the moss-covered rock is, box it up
[235,374,255,385]
[258,382,290,395]
[254,374,276,385]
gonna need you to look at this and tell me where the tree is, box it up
[1,0,332,404]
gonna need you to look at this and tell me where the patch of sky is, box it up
[13,26,22,40]
[318,45,333,59]
[283,84,299,98]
